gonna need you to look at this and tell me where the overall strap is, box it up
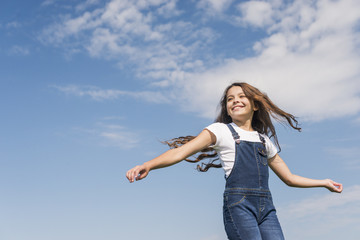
[226,123,240,144]
[227,123,266,147]
[258,133,266,147]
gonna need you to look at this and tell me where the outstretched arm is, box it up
[126,129,216,183]
[268,154,343,193]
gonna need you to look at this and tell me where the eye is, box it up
[227,97,233,102]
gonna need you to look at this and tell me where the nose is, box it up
[233,97,240,104]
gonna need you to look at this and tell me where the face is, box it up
[226,86,257,122]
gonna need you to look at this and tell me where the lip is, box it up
[232,105,244,111]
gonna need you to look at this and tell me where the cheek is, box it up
[245,98,255,109]
[226,102,231,114]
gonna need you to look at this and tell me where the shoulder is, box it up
[259,133,271,142]
[205,122,228,133]
[205,122,232,148]
[260,134,278,159]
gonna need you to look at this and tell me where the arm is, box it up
[268,154,343,193]
[126,129,216,183]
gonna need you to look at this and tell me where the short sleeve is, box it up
[205,122,225,148]
[263,135,278,159]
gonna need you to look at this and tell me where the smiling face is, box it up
[226,86,257,127]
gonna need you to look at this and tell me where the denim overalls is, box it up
[223,124,285,240]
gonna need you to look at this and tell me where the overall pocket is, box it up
[224,194,247,208]
[257,147,268,165]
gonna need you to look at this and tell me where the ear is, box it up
[253,102,259,111]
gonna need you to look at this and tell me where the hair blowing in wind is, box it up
[163,82,301,172]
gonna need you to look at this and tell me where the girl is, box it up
[126,82,343,240]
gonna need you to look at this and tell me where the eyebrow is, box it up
[227,93,245,98]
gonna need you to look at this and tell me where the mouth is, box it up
[232,105,244,111]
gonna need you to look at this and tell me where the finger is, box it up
[132,168,140,182]
[134,166,145,181]
[332,182,343,193]
[129,167,139,183]
[137,170,147,181]
[332,182,341,187]
[331,180,339,185]
[126,170,132,182]
[335,183,343,193]
[135,167,145,181]
[127,170,135,183]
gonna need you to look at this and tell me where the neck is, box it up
[232,119,254,131]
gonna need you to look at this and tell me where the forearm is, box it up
[126,129,215,183]
[269,154,342,192]
[285,174,327,188]
[144,148,184,171]
[285,174,342,192]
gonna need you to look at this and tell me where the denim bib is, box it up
[222,124,285,240]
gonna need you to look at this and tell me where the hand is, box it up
[126,164,150,183]
[324,179,343,193]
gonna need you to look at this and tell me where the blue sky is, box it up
[1,0,360,239]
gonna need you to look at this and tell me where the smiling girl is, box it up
[126,82,342,240]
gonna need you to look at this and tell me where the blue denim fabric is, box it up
[223,124,285,240]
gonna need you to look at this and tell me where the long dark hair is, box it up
[163,82,301,172]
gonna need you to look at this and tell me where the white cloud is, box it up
[97,121,140,149]
[199,234,223,240]
[6,21,21,28]
[75,0,101,12]
[156,0,182,18]
[43,0,360,121]
[73,120,140,149]
[197,0,234,14]
[40,0,215,81]
[53,85,170,104]
[41,0,56,7]
[354,116,360,124]
[177,0,360,121]
[236,1,274,27]
[8,45,30,56]
[100,131,139,149]
[40,1,162,45]
[278,185,360,240]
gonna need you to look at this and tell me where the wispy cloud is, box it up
[41,0,56,7]
[354,116,360,124]
[73,119,140,149]
[199,234,224,240]
[0,21,21,29]
[197,0,234,15]
[99,130,139,149]
[75,0,101,12]
[53,85,170,104]
[235,0,275,27]
[5,21,21,28]
[179,0,360,120]
[97,121,140,148]
[278,185,360,239]
[41,0,360,121]
[8,45,30,56]
[324,146,360,170]
[40,0,216,83]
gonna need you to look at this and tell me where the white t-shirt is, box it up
[205,122,278,177]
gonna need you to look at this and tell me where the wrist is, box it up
[322,179,332,188]
[143,162,153,171]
